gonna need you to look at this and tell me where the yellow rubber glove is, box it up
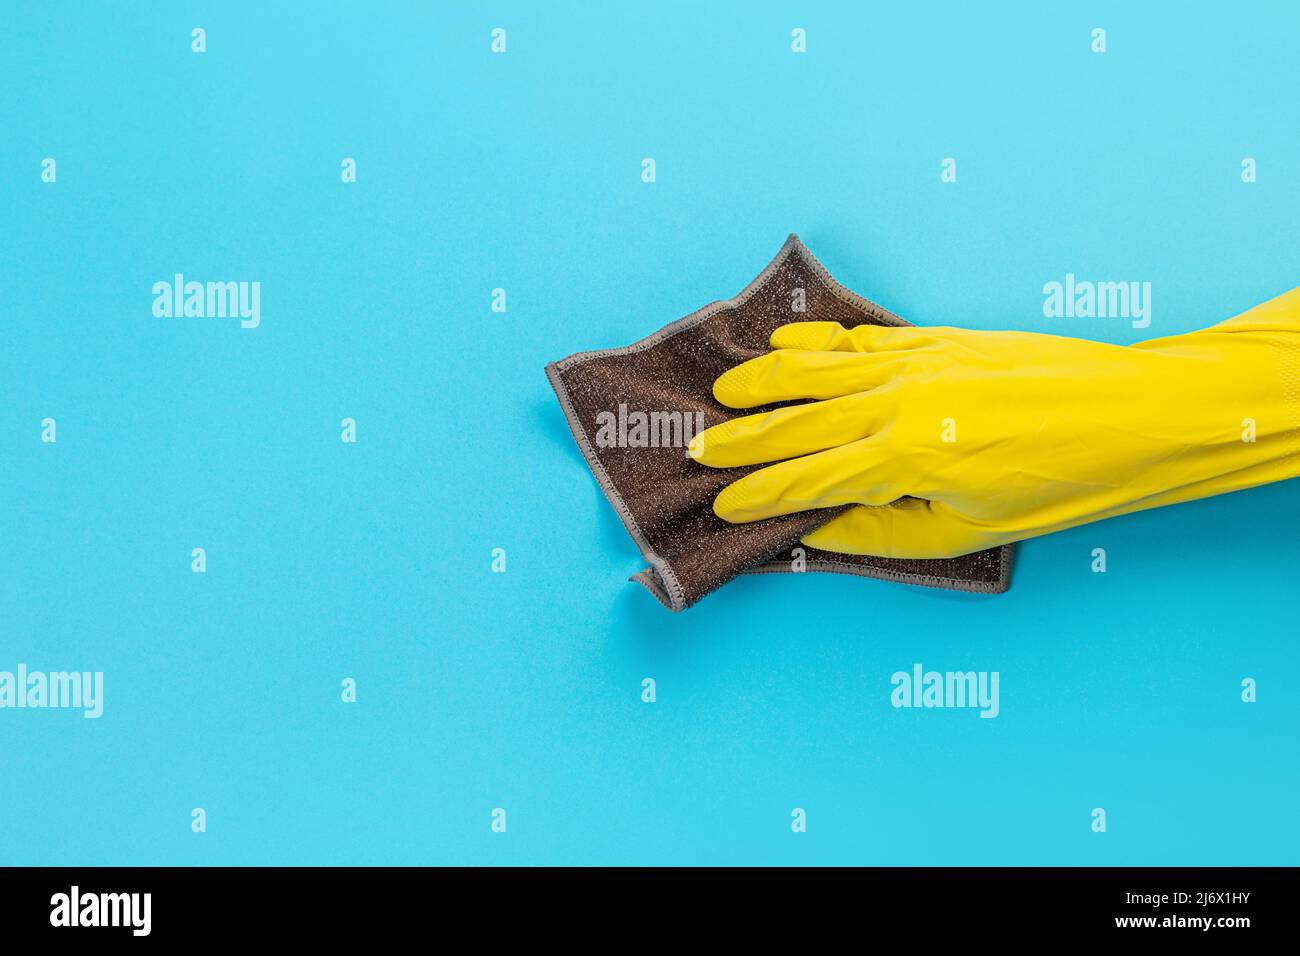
[689,288,1300,558]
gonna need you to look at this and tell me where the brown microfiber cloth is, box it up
[546,235,1014,610]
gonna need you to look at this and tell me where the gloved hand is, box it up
[688,288,1300,558]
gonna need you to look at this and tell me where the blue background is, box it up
[3,1,1297,865]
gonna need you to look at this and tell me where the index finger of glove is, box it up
[770,321,939,353]
[713,349,907,408]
